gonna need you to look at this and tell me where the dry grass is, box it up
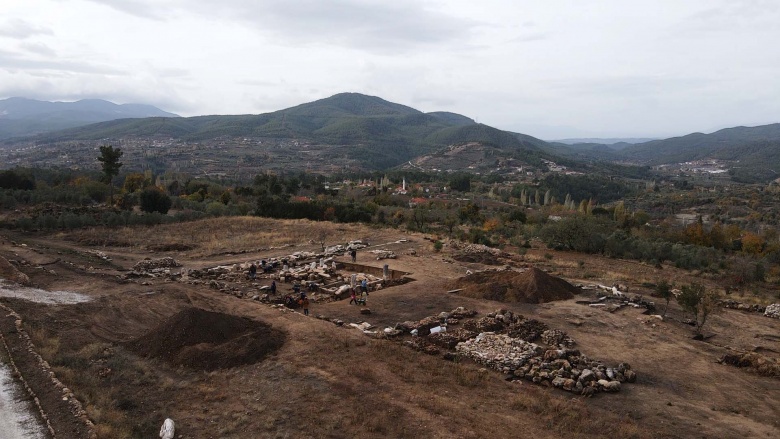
[25,326,187,438]
[66,217,381,257]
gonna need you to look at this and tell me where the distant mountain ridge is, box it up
[13,93,557,170]
[552,138,656,146]
[546,123,780,182]
[4,92,779,182]
[0,97,179,139]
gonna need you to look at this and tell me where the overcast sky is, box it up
[1,0,779,139]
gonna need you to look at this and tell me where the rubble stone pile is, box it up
[88,250,112,262]
[125,257,182,279]
[720,299,766,313]
[456,333,543,371]
[404,337,440,355]
[719,351,780,377]
[369,249,396,260]
[448,241,503,256]
[428,328,477,349]
[541,329,576,348]
[133,257,180,272]
[762,303,780,319]
[463,316,507,333]
[394,307,633,395]
[324,240,368,256]
[456,333,635,394]
[398,316,442,335]
[506,319,548,342]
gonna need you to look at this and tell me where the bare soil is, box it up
[127,308,285,371]
[454,266,580,303]
[0,217,778,438]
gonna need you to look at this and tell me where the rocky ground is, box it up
[0,217,778,438]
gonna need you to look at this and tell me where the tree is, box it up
[443,216,459,236]
[97,145,123,204]
[655,280,674,319]
[449,173,471,192]
[139,187,172,214]
[676,283,719,337]
[122,173,149,193]
[0,169,35,190]
[410,207,428,231]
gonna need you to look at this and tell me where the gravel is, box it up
[0,280,92,304]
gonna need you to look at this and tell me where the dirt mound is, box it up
[719,352,780,378]
[127,308,285,371]
[147,243,194,252]
[0,256,30,285]
[454,267,579,304]
[452,252,503,265]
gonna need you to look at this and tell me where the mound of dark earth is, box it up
[454,267,580,303]
[452,252,502,265]
[127,308,285,371]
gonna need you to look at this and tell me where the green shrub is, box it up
[139,188,172,214]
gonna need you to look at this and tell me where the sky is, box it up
[1,0,779,139]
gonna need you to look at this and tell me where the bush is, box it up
[677,283,719,336]
[0,169,35,190]
[433,240,443,252]
[139,188,172,214]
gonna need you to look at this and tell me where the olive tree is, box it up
[676,283,719,336]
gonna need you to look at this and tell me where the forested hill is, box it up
[15,93,559,169]
[545,123,780,182]
[614,124,780,182]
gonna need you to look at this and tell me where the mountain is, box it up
[0,97,179,139]
[612,123,780,182]
[0,93,655,179]
[426,112,475,126]
[551,138,656,147]
[9,93,563,171]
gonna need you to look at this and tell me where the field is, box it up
[1,217,779,438]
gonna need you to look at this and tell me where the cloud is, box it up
[18,42,56,57]
[0,69,189,114]
[0,18,54,39]
[229,0,478,52]
[0,49,123,75]
[87,0,480,53]
[84,0,171,20]
[681,0,780,33]
[504,32,548,44]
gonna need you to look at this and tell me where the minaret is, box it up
[402,177,406,192]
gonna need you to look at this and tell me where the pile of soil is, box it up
[127,308,285,371]
[454,267,580,304]
[719,352,780,377]
[147,243,194,252]
[452,252,502,265]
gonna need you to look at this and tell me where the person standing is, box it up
[248,263,257,280]
[351,249,357,262]
[349,287,357,305]
[361,279,368,295]
[270,280,277,295]
[299,293,310,316]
